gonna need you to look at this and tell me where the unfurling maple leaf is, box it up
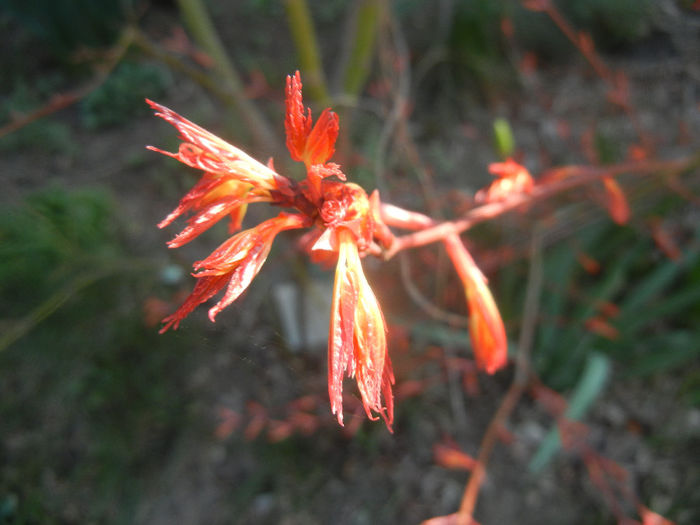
[149,72,394,429]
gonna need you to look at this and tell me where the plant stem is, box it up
[133,30,250,115]
[0,259,154,352]
[283,0,331,105]
[0,27,135,139]
[384,156,696,259]
[455,227,543,524]
[176,0,278,151]
[341,0,384,100]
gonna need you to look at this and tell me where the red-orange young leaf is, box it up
[305,108,339,165]
[159,213,306,331]
[328,229,394,429]
[434,442,477,471]
[284,71,338,166]
[147,100,290,193]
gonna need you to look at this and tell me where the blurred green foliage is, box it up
[81,61,171,129]
[564,0,654,48]
[0,77,75,154]
[520,216,700,399]
[0,187,117,315]
[447,0,513,93]
[0,187,193,523]
[0,0,140,56]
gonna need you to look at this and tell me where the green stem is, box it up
[283,0,330,105]
[341,0,384,101]
[0,260,153,353]
[175,0,278,151]
[134,31,247,114]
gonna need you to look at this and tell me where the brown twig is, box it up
[0,28,135,139]
[384,156,696,259]
[531,1,651,148]
[397,253,469,328]
[455,226,543,524]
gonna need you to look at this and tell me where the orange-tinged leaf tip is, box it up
[434,442,477,471]
[304,109,339,165]
[328,230,393,430]
[602,177,630,225]
[444,234,508,374]
[285,71,311,162]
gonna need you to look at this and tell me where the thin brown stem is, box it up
[537,2,651,147]
[543,5,611,81]
[398,253,469,328]
[455,227,543,524]
[383,157,695,259]
[0,28,135,139]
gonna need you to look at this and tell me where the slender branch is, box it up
[0,259,154,352]
[533,1,650,147]
[514,227,544,386]
[398,253,469,328]
[455,227,544,524]
[132,30,258,116]
[542,4,611,81]
[383,156,697,259]
[284,0,331,105]
[0,28,135,139]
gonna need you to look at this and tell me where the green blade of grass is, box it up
[529,352,611,473]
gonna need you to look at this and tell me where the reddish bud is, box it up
[444,235,508,374]
[215,407,242,440]
[577,251,602,275]
[434,441,477,471]
[649,217,682,261]
[476,159,534,204]
[602,177,630,225]
[267,420,294,443]
[639,506,675,525]
[522,0,551,11]
[585,316,619,340]
[422,514,481,525]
